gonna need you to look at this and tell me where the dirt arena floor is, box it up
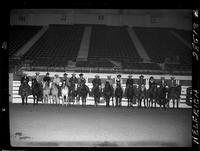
[9,103,192,147]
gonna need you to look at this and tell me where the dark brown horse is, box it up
[91,83,102,107]
[32,78,43,105]
[147,83,157,108]
[168,85,182,108]
[103,81,113,107]
[18,81,31,105]
[125,84,135,107]
[138,84,147,107]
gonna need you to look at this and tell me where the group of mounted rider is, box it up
[18,72,182,109]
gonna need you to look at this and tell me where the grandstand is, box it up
[8,9,192,107]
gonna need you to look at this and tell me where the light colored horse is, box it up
[51,83,59,105]
[43,81,51,104]
[61,85,69,106]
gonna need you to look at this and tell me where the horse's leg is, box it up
[62,95,65,106]
[33,94,35,105]
[94,97,97,107]
[21,96,24,105]
[176,98,179,109]
[159,99,162,109]
[112,96,114,106]
[56,94,59,105]
[76,95,80,104]
[138,97,141,107]
[25,96,28,105]
[143,97,146,107]
[172,98,175,108]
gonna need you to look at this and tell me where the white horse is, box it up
[61,85,69,106]
[51,83,59,105]
[43,81,51,104]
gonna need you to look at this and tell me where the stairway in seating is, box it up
[13,26,49,58]
[76,26,92,61]
[170,30,191,49]
[127,27,151,63]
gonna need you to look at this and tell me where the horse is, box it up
[91,83,102,107]
[43,81,51,104]
[138,84,147,108]
[77,84,90,106]
[51,82,59,105]
[32,78,43,105]
[61,84,69,106]
[156,84,169,109]
[168,85,182,108]
[125,84,135,107]
[18,81,31,105]
[114,84,123,107]
[103,82,113,107]
[68,83,78,105]
[132,85,139,106]
[147,83,157,108]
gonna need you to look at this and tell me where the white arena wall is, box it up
[10,72,192,108]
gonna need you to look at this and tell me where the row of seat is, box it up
[24,25,85,61]
[9,25,192,72]
[88,25,141,60]
[9,25,42,57]
[134,27,191,64]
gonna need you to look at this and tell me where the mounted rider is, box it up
[77,73,86,87]
[21,72,29,84]
[53,74,61,88]
[126,74,134,88]
[149,76,156,89]
[62,73,70,87]
[32,72,41,83]
[138,75,145,86]
[115,74,123,88]
[69,73,78,87]
[43,72,51,87]
[92,74,101,87]
[106,75,114,87]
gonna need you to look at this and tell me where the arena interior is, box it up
[9,9,192,147]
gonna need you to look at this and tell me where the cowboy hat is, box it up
[95,74,99,77]
[64,73,67,76]
[72,73,76,75]
[117,74,121,78]
[46,72,49,75]
[171,77,175,80]
[160,77,165,80]
[139,75,144,78]
[149,76,154,79]
[79,73,83,76]
[35,72,40,75]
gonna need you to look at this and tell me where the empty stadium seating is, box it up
[76,59,114,68]
[9,24,191,73]
[23,24,85,66]
[165,64,192,71]
[134,27,191,65]
[88,25,141,61]
[122,62,161,70]
[174,30,192,43]
[9,25,42,57]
